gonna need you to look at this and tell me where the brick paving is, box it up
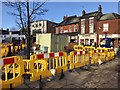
[16,57,119,89]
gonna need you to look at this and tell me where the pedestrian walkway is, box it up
[16,59,118,89]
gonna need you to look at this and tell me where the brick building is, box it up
[55,15,79,43]
[78,5,103,46]
[55,5,120,48]
[97,13,120,48]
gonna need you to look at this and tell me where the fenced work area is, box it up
[0,44,118,89]
[0,45,119,88]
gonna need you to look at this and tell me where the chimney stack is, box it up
[63,16,67,21]
[82,10,86,16]
[98,5,102,12]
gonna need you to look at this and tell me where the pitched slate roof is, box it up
[99,13,120,21]
[58,15,79,26]
[81,11,99,19]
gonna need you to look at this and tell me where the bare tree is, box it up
[4,0,48,59]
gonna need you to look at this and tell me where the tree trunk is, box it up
[27,1,30,59]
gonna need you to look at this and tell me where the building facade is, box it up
[55,15,80,44]
[30,20,58,34]
[97,13,120,48]
[78,5,103,46]
[30,20,58,42]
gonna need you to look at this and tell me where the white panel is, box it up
[77,51,80,55]
[55,52,59,57]
[83,51,85,54]
[44,53,49,58]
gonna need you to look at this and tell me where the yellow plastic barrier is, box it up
[24,52,68,82]
[69,50,89,70]
[0,46,5,58]
[97,48,106,62]
[1,56,24,89]
[84,46,95,51]
[91,49,99,64]
[4,46,9,57]
[110,48,115,60]
[74,45,84,51]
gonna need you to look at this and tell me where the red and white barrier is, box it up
[37,52,64,59]
[0,57,14,66]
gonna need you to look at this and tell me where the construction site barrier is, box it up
[0,45,9,57]
[0,56,24,89]
[0,43,26,57]
[24,52,68,82]
[74,45,84,51]
[91,49,99,64]
[69,50,89,70]
[0,44,115,89]
[96,48,106,62]
[110,48,115,60]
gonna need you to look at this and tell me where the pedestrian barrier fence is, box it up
[91,49,99,64]
[0,45,115,89]
[0,56,24,89]
[74,45,84,51]
[69,50,89,70]
[0,43,26,57]
[24,52,68,82]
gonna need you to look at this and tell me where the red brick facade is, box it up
[97,19,120,48]
[56,5,120,48]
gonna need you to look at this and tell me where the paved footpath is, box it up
[15,57,119,89]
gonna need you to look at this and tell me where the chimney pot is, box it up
[82,10,86,16]
[63,16,67,21]
[98,5,102,12]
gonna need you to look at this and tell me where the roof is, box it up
[58,15,79,26]
[99,13,120,21]
[81,11,99,19]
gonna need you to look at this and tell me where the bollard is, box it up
[21,44,22,50]
[7,46,11,56]
[18,45,20,52]
[59,69,65,80]
[13,46,15,54]
[10,83,12,90]
[87,57,91,71]
[39,75,42,90]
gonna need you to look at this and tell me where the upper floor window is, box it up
[74,25,78,32]
[89,17,94,33]
[39,23,41,26]
[69,26,73,32]
[103,23,109,32]
[81,19,85,34]
[36,24,38,28]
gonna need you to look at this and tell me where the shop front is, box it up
[78,34,97,46]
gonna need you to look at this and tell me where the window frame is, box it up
[81,19,85,34]
[89,17,94,33]
[103,23,109,32]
